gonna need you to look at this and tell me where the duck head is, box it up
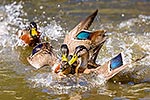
[58,44,71,75]
[17,22,41,46]
[29,22,38,38]
[69,45,89,74]
[61,44,69,62]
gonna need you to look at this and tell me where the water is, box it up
[0,0,150,100]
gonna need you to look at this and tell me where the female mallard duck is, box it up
[59,45,141,80]
[58,44,73,75]
[60,45,146,80]
[63,9,107,67]
[17,22,41,46]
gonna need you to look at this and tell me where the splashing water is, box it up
[0,2,26,49]
[0,2,64,49]
[4,2,25,28]
[40,20,64,41]
[27,14,150,95]
[0,1,150,98]
[28,72,106,94]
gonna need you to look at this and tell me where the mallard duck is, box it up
[60,45,147,80]
[63,9,107,67]
[17,22,41,46]
[58,45,88,75]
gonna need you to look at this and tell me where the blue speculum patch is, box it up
[110,53,123,70]
[32,43,43,55]
[76,31,91,40]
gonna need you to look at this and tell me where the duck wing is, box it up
[95,53,125,80]
[64,9,98,44]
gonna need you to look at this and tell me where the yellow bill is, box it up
[68,54,78,65]
[62,54,68,62]
[31,28,38,36]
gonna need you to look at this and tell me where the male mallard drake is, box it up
[63,9,107,67]
[17,22,41,46]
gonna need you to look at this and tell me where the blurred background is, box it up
[0,0,150,100]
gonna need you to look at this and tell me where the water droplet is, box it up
[121,14,125,17]
[43,11,45,14]
[34,9,37,12]
[40,6,43,9]
[57,4,60,8]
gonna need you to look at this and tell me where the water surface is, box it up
[0,0,150,100]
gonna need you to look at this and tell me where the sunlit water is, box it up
[0,1,150,100]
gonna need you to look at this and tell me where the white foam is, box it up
[4,1,25,28]
[0,2,25,48]
[0,2,65,49]
[40,20,64,41]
